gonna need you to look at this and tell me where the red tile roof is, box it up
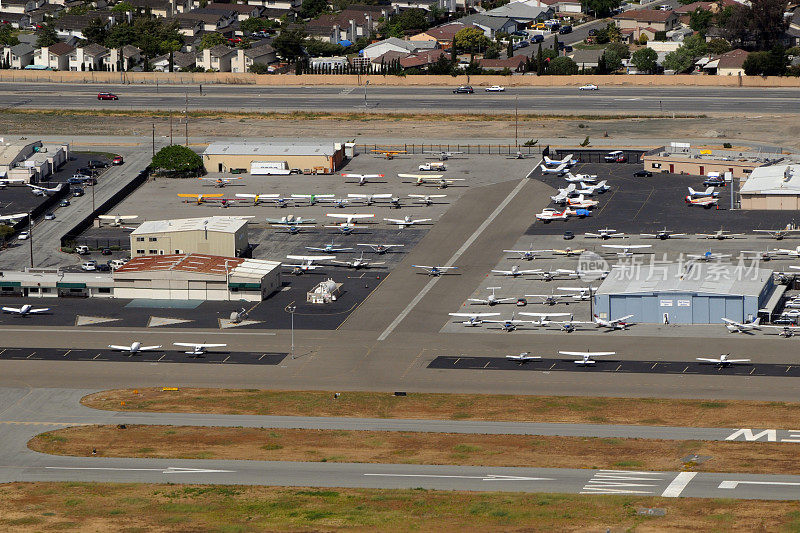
[399,48,449,68]
[613,8,675,22]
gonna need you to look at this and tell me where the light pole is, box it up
[286,302,296,359]
[363,80,369,107]
[28,212,33,268]
[224,258,236,301]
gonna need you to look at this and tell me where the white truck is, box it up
[418,162,447,171]
[250,161,291,176]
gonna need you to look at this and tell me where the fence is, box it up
[552,148,647,164]
[356,144,544,156]
[69,238,130,250]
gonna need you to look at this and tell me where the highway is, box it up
[6,83,800,114]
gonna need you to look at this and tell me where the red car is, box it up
[97,92,118,100]
[112,156,124,165]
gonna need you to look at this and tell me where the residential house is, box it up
[198,43,236,71]
[103,45,142,71]
[152,50,196,71]
[33,42,75,70]
[390,0,437,10]
[127,0,184,18]
[568,48,604,69]
[261,7,289,22]
[231,42,276,72]
[25,3,61,24]
[244,0,300,11]
[70,43,109,71]
[788,9,800,47]
[484,1,553,22]
[409,22,465,47]
[477,54,527,72]
[305,6,387,44]
[361,36,437,59]
[176,17,202,37]
[206,2,261,21]
[399,48,449,70]
[3,42,34,68]
[538,0,582,14]
[0,0,44,14]
[369,49,408,70]
[613,9,679,42]
[310,55,348,69]
[459,13,518,39]
[0,11,26,28]
[176,10,236,32]
[53,11,120,40]
[699,48,748,76]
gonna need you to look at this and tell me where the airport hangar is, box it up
[739,164,800,210]
[642,143,782,179]
[593,262,781,324]
[130,216,250,258]
[201,141,349,174]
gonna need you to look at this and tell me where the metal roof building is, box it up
[130,216,251,258]
[739,164,800,210]
[202,141,345,174]
[594,262,776,324]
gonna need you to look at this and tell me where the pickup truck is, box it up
[418,162,447,171]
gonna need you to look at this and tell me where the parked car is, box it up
[516,298,528,307]
[588,29,598,36]
[96,263,111,272]
[44,213,55,220]
[88,160,107,169]
[531,34,544,43]
[633,169,653,177]
[563,230,575,240]
[453,85,474,94]
[81,261,96,271]
[784,298,800,309]
[97,92,118,100]
[72,187,84,197]
[75,245,90,255]
[112,156,124,165]
[579,84,599,91]
[109,259,127,270]
[564,45,573,53]
[101,248,112,255]
[703,175,726,187]
[59,199,70,207]
[485,85,506,92]
[513,40,529,49]
[782,309,800,318]
[558,25,572,34]
[69,176,88,184]
[17,231,28,240]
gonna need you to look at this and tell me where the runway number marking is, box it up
[725,429,800,443]
[581,470,664,495]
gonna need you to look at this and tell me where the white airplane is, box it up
[544,153,576,167]
[685,195,719,208]
[468,287,517,306]
[775,246,800,258]
[593,314,634,330]
[408,194,446,206]
[306,239,353,253]
[108,342,162,354]
[739,249,786,262]
[551,184,577,203]
[200,176,241,188]
[687,250,732,262]
[536,208,569,222]
[284,255,335,274]
[696,353,751,366]
[517,311,571,326]
[27,183,63,196]
[357,243,404,254]
[235,193,291,206]
[564,172,598,184]
[753,223,800,240]
[448,312,500,326]
[384,216,432,228]
[688,186,720,198]
[721,317,761,333]
[483,314,533,332]
[641,228,687,240]
[548,316,590,333]
[585,228,624,239]
[348,193,394,205]
[602,244,652,257]
[319,197,351,208]
[504,246,552,261]
[697,230,744,240]
[342,173,385,186]
[266,215,316,225]
[524,293,568,306]
[173,342,227,357]
[540,163,568,175]
[271,223,316,235]
[560,350,615,365]
[325,213,374,234]
[2,304,49,316]
[566,195,598,208]
[491,265,541,277]
[762,324,800,338]
[413,265,457,276]
[528,269,579,281]
[557,286,597,301]
[551,248,586,257]
[331,252,385,269]
[0,178,26,188]
[425,150,463,160]
[290,194,335,205]
[579,180,610,194]
[98,214,139,227]
[411,176,465,189]
[506,352,541,363]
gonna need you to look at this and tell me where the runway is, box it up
[8,83,800,114]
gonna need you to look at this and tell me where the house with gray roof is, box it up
[3,42,34,68]
[361,37,437,59]
[459,13,518,38]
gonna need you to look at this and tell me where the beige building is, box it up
[130,216,250,258]
[740,164,800,210]
[202,142,345,174]
[643,144,779,179]
[113,253,281,301]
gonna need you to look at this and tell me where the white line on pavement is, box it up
[719,480,800,489]
[661,471,697,497]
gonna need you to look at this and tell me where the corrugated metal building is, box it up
[202,142,345,174]
[130,216,250,258]
[740,164,800,210]
[594,262,776,324]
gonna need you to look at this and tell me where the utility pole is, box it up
[184,91,189,147]
[363,80,369,107]
[28,212,33,268]
[286,302,296,359]
[515,95,519,148]
[152,123,155,156]
[169,113,173,146]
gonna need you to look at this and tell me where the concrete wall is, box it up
[5,70,800,88]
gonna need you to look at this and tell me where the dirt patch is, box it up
[83,388,800,429]
[28,425,800,475]
[1,482,798,532]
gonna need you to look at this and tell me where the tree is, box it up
[454,27,490,55]
[197,32,226,52]
[743,47,787,76]
[483,42,501,59]
[606,41,629,59]
[0,25,19,47]
[601,49,622,72]
[631,46,658,73]
[536,41,544,74]
[724,0,787,50]
[36,24,59,48]
[663,47,695,72]
[249,63,271,74]
[581,0,621,17]
[654,30,667,41]
[304,38,344,57]
[595,22,621,44]
[83,17,108,44]
[690,8,714,33]
[638,33,648,45]
[682,32,708,57]
[111,1,133,13]
[708,38,732,55]
[381,8,428,37]
[546,56,578,75]
[506,40,513,59]
[299,0,327,19]
[241,18,277,34]
[272,28,306,61]
[104,17,184,61]
[151,145,203,176]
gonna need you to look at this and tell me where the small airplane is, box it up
[685,196,719,209]
[425,150,463,160]
[561,350,615,366]
[753,223,800,240]
[325,213,374,234]
[491,265,541,277]
[307,239,353,253]
[413,265,458,276]
[271,223,316,235]
[503,246,552,261]
[178,193,225,205]
[371,149,406,159]
[739,249,786,262]
[593,314,634,330]
[687,250,732,262]
[687,186,719,198]
[27,183,63,196]
[517,312,572,326]
[566,195,599,209]
[266,215,315,225]
[284,255,335,274]
[548,317,589,333]
[483,313,532,332]
[173,342,227,357]
[551,248,586,257]
[348,193,393,205]
[585,228,624,240]
[357,243,404,254]
[384,216,432,228]
[331,252,385,269]
[411,176,465,189]
[601,244,652,257]
[468,287,517,306]
[762,324,800,338]
[697,230,744,240]
[200,176,242,188]
[696,353,751,366]
[721,317,761,333]
[539,163,568,176]
[506,352,541,363]
[641,228,687,240]
[342,173,385,186]
[529,269,579,281]
[408,194,446,206]
[235,193,279,205]
[320,197,351,208]
[98,214,139,227]
[564,172,598,184]
[572,181,609,195]
[544,153,576,167]
[778,246,800,258]
[448,312,501,326]
[536,208,569,222]
[524,293,569,306]
[2,304,49,316]
[551,184,577,204]
[108,342,162,354]
[557,286,597,301]
[290,194,335,205]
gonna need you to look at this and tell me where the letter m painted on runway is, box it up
[725,429,777,441]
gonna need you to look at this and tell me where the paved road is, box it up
[4,83,799,114]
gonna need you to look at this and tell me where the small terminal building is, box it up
[594,262,779,324]
[113,253,281,301]
[642,143,782,179]
[202,141,347,175]
[130,216,251,258]
[0,270,114,298]
[739,164,800,210]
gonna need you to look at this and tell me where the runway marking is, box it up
[222,355,230,363]
[364,473,554,482]
[661,472,697,497]
[26,352,35,359]
[92,354,101,360]
[377,174,533,341]
[453,358,461,365]
[581,470,663,495]
[719,480,800,489]
[45,466,235,474]
[63,350,71,357]
[483,362,490,369]
[399,348,426,380]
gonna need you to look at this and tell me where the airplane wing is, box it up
[696,357,724,363]
[720,318,738,325]
[368,261,386,266]
[1,307,22,313]
[449,312,501,317]
[327,213,374,219]
[27,308,49,313]
[519,312,571,318]
[399,174,443,179]
[0,213,27,222]
[108,345,133,351]
[412,219,432,224]
[559,351,615,356]
[138,345,162,351]
[611,314,634,322]
[286,255,336,261]
[384,219,406,224]
[724,358,751,363]
[329,260,351,266]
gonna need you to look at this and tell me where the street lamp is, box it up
[286,302,296,359]
[363,80,369,107]
[223,258,236,301]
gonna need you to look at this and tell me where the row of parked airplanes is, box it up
[504,351,750,367]
[200,172,464,191]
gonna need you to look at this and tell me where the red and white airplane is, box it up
[535,208,568,222]
[685,195,719,209]
[200,177,242,188]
